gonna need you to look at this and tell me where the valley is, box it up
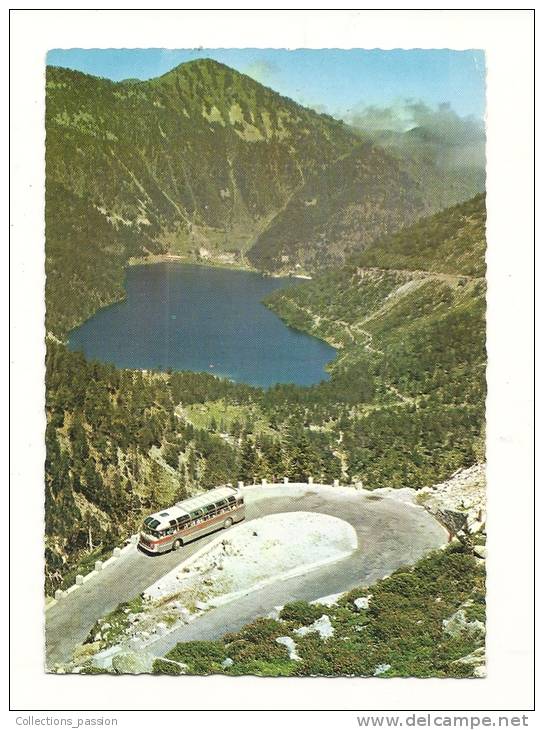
[44,56,487,679]
[45,59,482,337]
[67,263,336,387]
[45,194,486,601]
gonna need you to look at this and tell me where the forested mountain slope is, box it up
[46,60,483,334]
[264,194,486,484]
[45,59,356,334]
[248,144,483,272]
[352,193,486,277]
[45,196,486,593]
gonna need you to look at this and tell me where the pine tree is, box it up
[284,423,315,482]
[238,437,258,483]
[70,414,89,468]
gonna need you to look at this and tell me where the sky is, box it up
[46,48,486,121]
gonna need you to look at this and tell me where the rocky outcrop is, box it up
[353,596,371,611]
[111,650,155,674]
[442,607,485,640]
[294,614,334,640]
[416,464,486,542]
[452,646,486,678]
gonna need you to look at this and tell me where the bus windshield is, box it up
[142,521,162,537]
[144,517,160,529]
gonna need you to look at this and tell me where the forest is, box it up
[44,194,486,593]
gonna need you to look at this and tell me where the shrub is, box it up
[152,658,184,675]
[226,659,296,677]
[295,634,376,677]
[225,618,289,664]
[224,617,285,644]
[165,640,227,674]
[279,601,324,626]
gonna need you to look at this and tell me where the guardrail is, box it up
[47,533,141,609]
[46,477,364,610]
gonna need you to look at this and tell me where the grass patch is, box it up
[84,595,145,650]
[182,400,274,436]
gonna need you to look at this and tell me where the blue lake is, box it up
[67,263,336,387]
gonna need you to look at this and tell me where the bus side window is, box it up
[190,510,203,525]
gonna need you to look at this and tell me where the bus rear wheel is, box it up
[172,539,183,551]
[223,518,233,529]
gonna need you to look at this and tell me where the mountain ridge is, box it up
[45,60,357,333]
[45,59,483,335]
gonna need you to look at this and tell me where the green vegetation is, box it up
[352,193,486,277]
[45,196,486,592]
[45,341,249,593]
[248,144,483,273]
[152,543,485,677]
[45,59,483,335]
[83,596,145,650]
[45,59,356,336]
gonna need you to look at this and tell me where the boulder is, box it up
[276,636,301,661]
[221,657,234,669]
[473,544,487,559]
[373,663,391,676]
[353,596,370,611]
[294,614,334,640]
[111,650,154,674]
[443,609,485,639]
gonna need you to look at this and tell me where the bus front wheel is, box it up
[172,539,183,551]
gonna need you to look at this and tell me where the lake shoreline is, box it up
[128,253,314,280]
[66,262,335,388]
[128,253,255,273]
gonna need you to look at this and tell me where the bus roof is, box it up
[175,485,238,513]
[147,485,239,529]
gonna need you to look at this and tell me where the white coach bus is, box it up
[138,485,245,555]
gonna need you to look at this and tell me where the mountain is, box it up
[46,59,483,334]
[374,124,486,204]
[264,194,486,482]
[352,193,486,277]
[44,195,486,596]
[45,59,357,333]
[247,142,483,272]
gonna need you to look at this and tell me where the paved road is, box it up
[45,484,447,667]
